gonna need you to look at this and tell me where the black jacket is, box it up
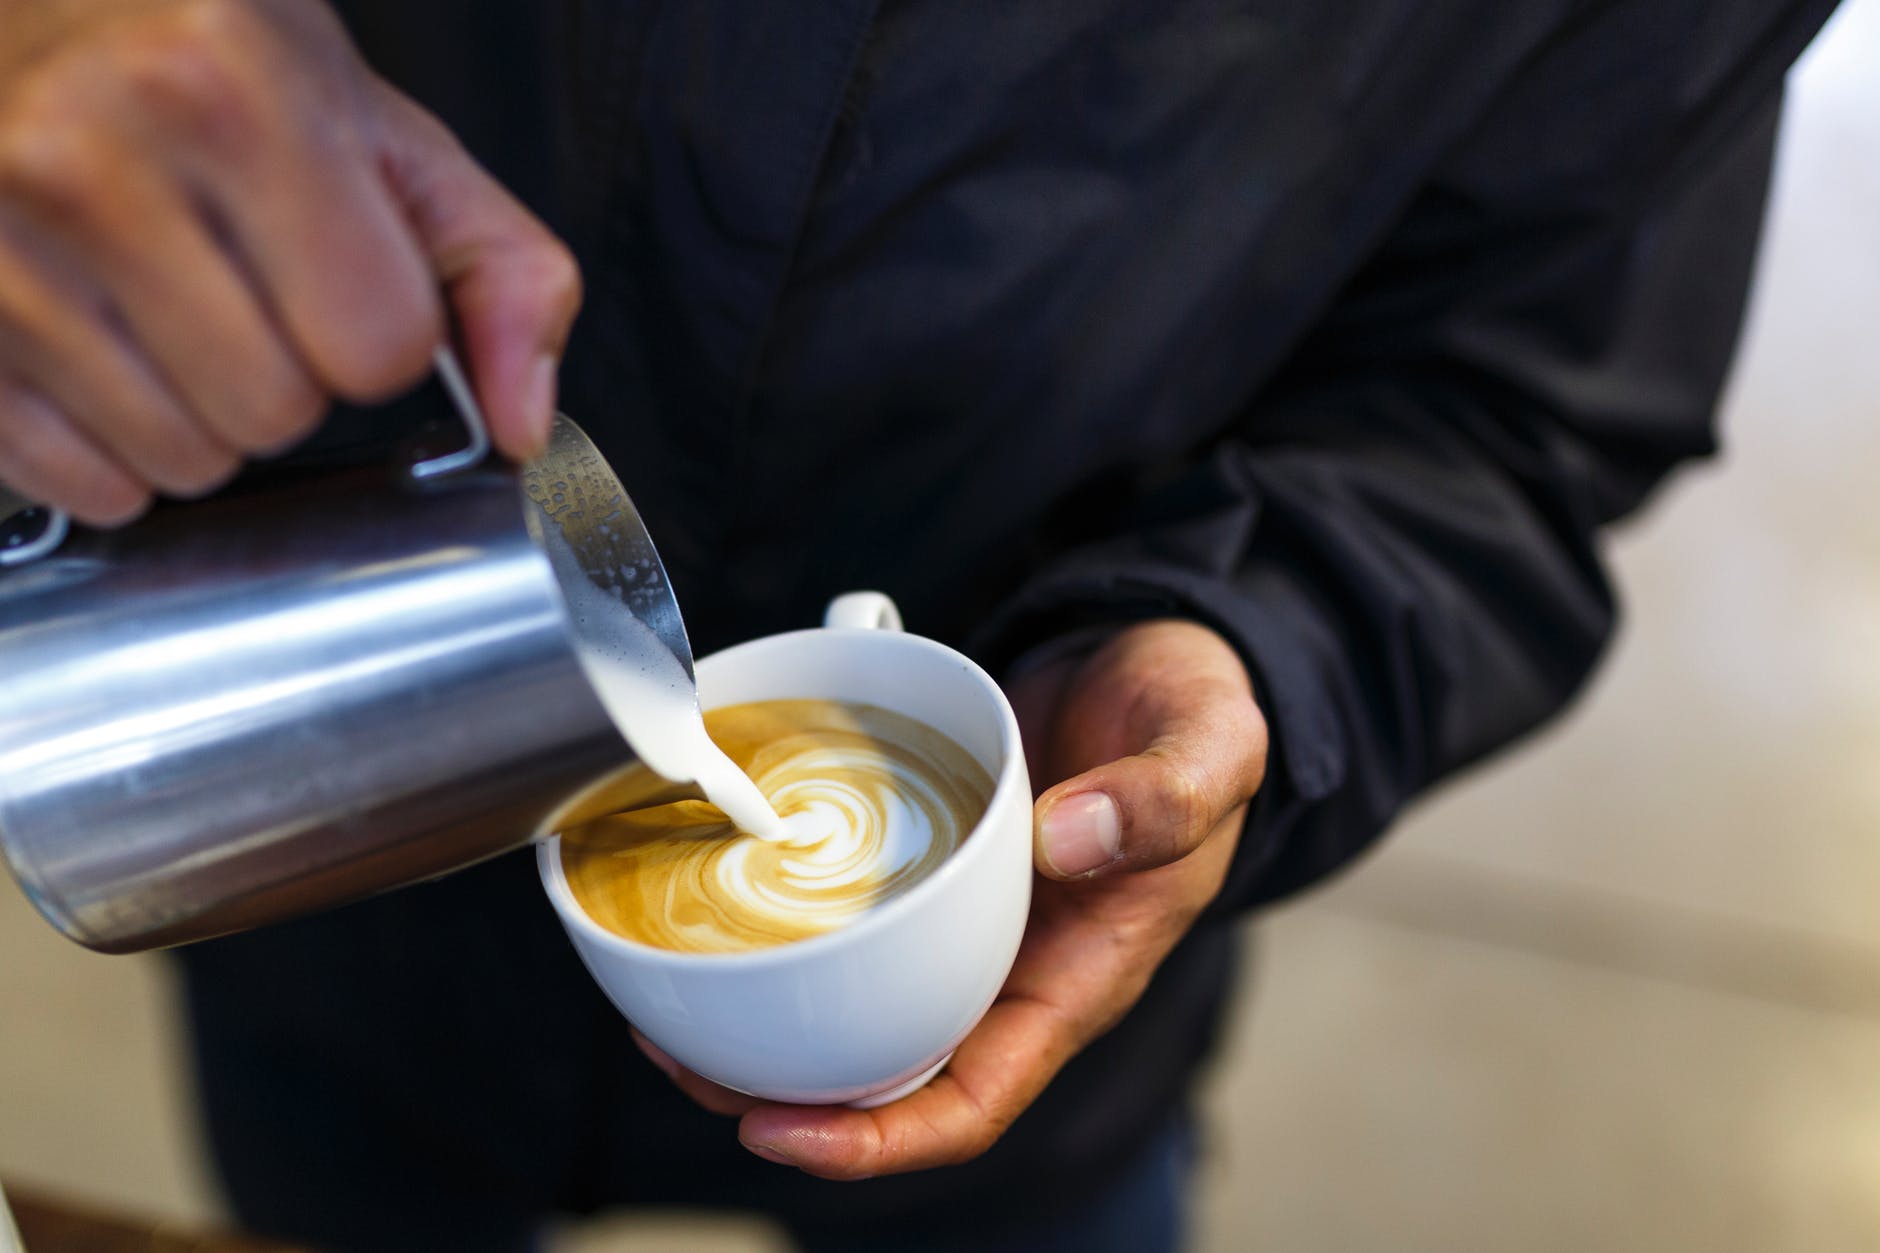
[177,0,1839,1240]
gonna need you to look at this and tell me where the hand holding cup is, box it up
[638,616,1269,1178]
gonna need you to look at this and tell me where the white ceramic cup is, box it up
[537,592,1033,1107]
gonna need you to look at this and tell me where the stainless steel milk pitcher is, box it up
[0,352,700,952]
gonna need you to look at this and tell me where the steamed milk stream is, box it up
[536,502,785,841]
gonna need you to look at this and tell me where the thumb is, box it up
[371,82,582,461]
[1034,703,1267,881]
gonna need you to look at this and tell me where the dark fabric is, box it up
[179,852,1231,1238]
[784,1111,1194,1253]
[175,0,1837,1243]
[184,871,1192,1251]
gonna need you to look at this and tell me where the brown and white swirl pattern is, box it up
[562,700,993,953]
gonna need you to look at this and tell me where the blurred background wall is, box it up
[3,1,1876,1249]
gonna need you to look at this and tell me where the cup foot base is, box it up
[848,1053,953,1109]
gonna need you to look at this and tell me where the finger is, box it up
[205,121,444,408]
[631,1029,763,1118]
[0,379,149,526]
[736,993,1074,1181]
[0,210,239,498]
[39,136,322,456]
[1035,675,1266,880]
[372,84,581,462]
[737,793,1253,1180]
[0,122,321,458]
[123,9,446,407]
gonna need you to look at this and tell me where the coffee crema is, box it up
[561,699,993,954]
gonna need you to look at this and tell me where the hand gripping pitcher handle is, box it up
[0,348,695,953]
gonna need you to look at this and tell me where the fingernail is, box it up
[1040,792,1122,877]
[741,1137,796,1167]
[524,354,558,453]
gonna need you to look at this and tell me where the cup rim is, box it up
[537,624,1027,970]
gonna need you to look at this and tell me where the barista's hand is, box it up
[0,0,579,525]
[634,618,1268,1179]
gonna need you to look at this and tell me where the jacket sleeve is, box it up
[971,0,1838,910]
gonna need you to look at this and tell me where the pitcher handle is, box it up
[0,345,490,567]
[411,345,492,481]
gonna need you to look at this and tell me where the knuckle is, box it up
[1198,687,1270,802]
[1153,755,1214,841]
[111,22,258,150]
[531,239,584,319]
[2,44,105,130]
[0,69,75,153]
[1237,699,1270,789]
[0,114,113,212]
[168,0,265,55]
[940,1125,1003,1170]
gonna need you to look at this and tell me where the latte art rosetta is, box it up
[562,700,993,953]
